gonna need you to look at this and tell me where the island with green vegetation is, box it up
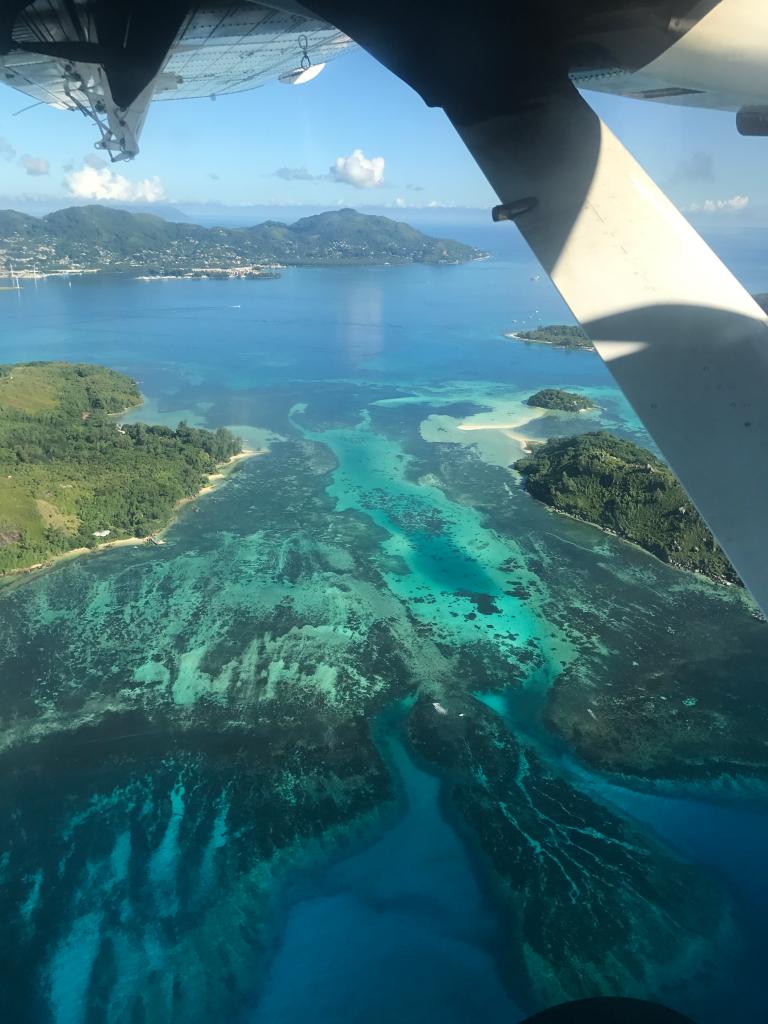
[0,206,481,278]
[0,362,243,573]
[515,432,739,584]
[526,388,595,412]
[505,323,594,350]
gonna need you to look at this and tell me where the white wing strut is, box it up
[453,89,768,613]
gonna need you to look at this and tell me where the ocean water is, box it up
[0,251,767,1024]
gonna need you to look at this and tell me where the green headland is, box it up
[515,431,739,585]
[0,362,242,572]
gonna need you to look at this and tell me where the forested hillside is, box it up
[515,432,739,584]
[0,205,480,274]
[510,324,594,349]
[0,363,241,572]
[526,388,595,411]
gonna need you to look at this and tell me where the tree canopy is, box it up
[516,432,739,584]
[514,324,593,349]
[0,362,241,572]
[526,388,594,412]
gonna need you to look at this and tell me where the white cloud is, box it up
[65,164,166,202]
[329,149,384,189]
[20,154,49,176]
[686,194,749,214]
[393,196,406,208]
[0,138,15,162]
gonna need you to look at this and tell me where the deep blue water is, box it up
[1,240,768,1023]
[246,731,526,1024]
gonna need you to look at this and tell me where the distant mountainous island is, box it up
[0,206,481,278]
[516,432,740,586]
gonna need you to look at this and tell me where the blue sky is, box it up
[0,43,764,223]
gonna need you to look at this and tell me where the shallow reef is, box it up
[2,387,768,1021]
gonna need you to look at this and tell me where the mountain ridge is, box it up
[0,205,481,274]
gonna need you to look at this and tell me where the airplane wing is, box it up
[454,86,768,610]
[0,2,354,159]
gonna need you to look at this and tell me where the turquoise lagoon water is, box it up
[0,252,767,1023]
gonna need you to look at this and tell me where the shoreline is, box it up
[1,256,481,284]
[535,501,741,590]
[502,331,595,352]
[169,448,264,515]
[0,447,263,585]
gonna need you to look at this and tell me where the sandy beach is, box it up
[456,420,543,454]
[172,448,263,508]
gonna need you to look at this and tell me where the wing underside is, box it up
[0,1,354,157]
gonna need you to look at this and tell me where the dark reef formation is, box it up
[3,386,767,1021]
[544,635,768,781]
[407,695,731,1008]
[0,717,392,1023]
